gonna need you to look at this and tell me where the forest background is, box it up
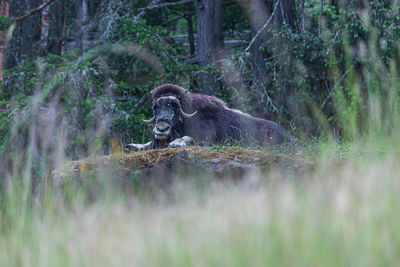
[2,0,397,160]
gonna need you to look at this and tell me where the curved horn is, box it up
[180,107,197,118]
[143,116,155,123]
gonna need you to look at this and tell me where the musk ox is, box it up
[127,84,294,150]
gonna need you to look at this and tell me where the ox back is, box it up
[183,94,291,146]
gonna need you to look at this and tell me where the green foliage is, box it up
[223,0,251,37]
[0,16,12,31]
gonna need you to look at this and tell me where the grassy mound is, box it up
[53,146,311,185]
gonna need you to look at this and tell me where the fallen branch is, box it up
[245,0,280,53]
[138,0,195,11]
[11,0,58,22]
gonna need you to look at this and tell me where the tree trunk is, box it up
[46,0,65,54]
[249,0,296,81]
[274,0,296,26]
[248,0,297,117]
[196,0,224,95]
[249,0,270,84]
[4,0,42,69]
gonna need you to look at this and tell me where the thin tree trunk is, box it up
[274,0,296,26]
[186,3,195,57]
[214,0,224,55]
[186,3,196,90]
[75,0,89,51]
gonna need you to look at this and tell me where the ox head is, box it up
[143,95,197,144]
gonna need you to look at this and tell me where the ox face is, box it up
[143,96,197,142]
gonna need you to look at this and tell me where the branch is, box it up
[318,0,324,37]
[160,11,196,26]
[301,0,305,32]
[129,94,150,113]
[138,0,195,11]
[245,0,280,53]
[11,0,58,22]
[132,0,163,23]
[184,56,199,65]
[320,69,351,109]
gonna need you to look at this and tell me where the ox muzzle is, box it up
[153,122,171,140]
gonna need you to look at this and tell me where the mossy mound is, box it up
[53,146,311,188]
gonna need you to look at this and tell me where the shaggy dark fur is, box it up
[149,83,294,148]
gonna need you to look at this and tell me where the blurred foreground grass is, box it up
[1,140,400,266]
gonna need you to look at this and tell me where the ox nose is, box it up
[155,123,171,133]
